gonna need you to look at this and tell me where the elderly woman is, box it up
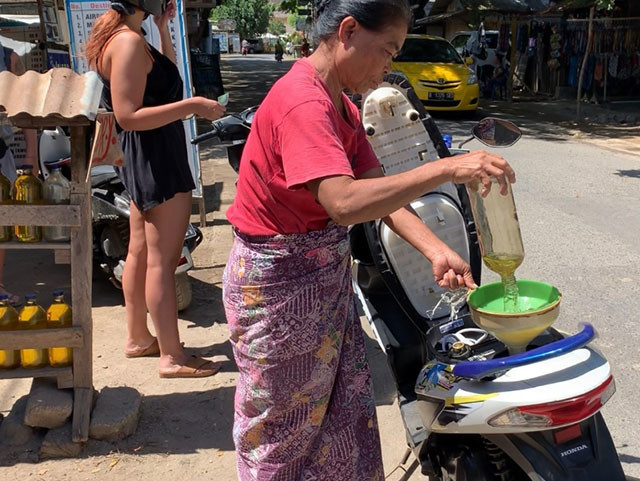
[223,1,515,479]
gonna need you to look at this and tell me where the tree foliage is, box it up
[210,0,274,39]
[268,20,287,36]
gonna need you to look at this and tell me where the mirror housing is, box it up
[472,118,522,148]
[465,57,474,65]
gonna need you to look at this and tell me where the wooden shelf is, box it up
[0,366,73,389]
[0,241,71,250]
[0,327,84,350]
[0,205,81,227]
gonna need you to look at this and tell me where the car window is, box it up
[450,35,470,50]
[395,38,463,64]
[485,33,499,49]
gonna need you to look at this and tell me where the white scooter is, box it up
[350,75,627,480]
[38,127,201,311]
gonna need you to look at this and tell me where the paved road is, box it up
[220,54,640,478]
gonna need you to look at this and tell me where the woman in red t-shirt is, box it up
[223,1,515,479]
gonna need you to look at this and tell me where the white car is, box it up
[449,30,500,77]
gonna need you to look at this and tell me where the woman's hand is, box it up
[189,97,226,121]
[431,248,477,290]
[153,0,176,31]
[445,150,516,197]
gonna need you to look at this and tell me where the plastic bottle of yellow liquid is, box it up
[18,293,48,368]
[43,165,71,242]
[13,165,43,243]
[0,170,12,242]
[0,294,20,369]
[46,290,73,367]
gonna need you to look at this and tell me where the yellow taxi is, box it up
[392,34,479,112]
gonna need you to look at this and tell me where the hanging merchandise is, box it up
[516,24,529,54]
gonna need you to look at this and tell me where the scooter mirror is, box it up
[472,118,522,148]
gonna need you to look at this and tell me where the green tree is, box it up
[268,20,287,36]
[210,0,274,39]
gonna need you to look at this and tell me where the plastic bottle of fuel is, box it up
[0,294,20,369]
[0,170,11,242]
[43,165,71,242]
[46,290,73,367]
[13,165,42,243]
[18,293,48,368]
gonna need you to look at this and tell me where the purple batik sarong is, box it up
[222,224,384,481]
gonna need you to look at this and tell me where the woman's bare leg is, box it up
[143,192,191,370]
[124,201,155,352]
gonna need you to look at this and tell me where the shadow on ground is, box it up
[0,387,237,467]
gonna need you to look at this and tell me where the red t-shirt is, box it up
[226,58,380,236]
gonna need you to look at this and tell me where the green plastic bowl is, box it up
[467,280,562,354]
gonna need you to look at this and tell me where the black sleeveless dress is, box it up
[101,39,195,212]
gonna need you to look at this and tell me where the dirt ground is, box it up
[0,140,415,480]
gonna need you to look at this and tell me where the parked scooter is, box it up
[350,75,627,480]
[38,127,202,311]
[190,86,628,480]
[190,106,256,172]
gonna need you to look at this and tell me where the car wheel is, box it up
[175,272,192,312]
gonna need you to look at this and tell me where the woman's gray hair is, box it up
[313,0,412,44]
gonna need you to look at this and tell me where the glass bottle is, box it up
[13,165,43,243]
[0,170,11,242]
[43,165,71,242]
[467,178,525,311]
[46,290,73,367]
[0,294,20,369]
[18,293,48,368]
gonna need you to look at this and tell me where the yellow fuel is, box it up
[18,294,48,368]
[483,253,524,313]
[482,253,524,277]
[46,290,73,367]
[0,295,20,369]
[13,165,42,243]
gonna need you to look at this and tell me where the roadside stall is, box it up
[0,67,100,443]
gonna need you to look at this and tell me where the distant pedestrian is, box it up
[274,40,284,62]
[301,37,310,57]
[85,0,226,378]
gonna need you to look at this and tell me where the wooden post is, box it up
[69,125,93,443]
[35,0,48,71]
[577,7,595,119]
[507,16,518,102]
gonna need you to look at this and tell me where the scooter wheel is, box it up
[175,272,193,312]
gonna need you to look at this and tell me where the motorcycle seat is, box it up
[91,165,118,188]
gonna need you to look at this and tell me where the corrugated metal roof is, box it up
[0,68,103,127]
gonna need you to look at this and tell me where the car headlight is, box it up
[467,70,478,85]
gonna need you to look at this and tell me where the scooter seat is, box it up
[91,165,118,188]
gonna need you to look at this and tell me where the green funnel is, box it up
[467,280,562,355]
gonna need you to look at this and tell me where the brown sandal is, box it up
[125,338,160,358]
[158,356,222,379]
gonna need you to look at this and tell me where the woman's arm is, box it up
[360,167,476,289]
[106,32,224,131]
[154,0,177,65]
[307,150,514,227]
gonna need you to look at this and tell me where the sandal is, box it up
[0,284,22,308]
[125,338,160,358]
[159,356,222,379]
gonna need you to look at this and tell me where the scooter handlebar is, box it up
[191,127,219,145]
[452,323,596,380]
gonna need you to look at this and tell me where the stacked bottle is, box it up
[43,165,71,242]
[13,165,43,243]
[46,290,73,367]
[0,294,20,369]
[18,293,48,368]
